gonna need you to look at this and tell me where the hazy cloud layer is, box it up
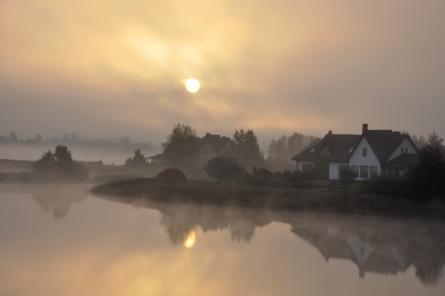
[1,0,444,142]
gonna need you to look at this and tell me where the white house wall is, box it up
[349,137,381,179]
[388,138,417,161]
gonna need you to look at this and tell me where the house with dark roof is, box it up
[292,124,419,180]
[197,133,234,166]
[146,133,234,168]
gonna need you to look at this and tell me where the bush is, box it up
[339,168,355,184]
[205,157,246,181]
[125,149,147,167]
[33,147,89,182]
[155,168,187,184]
[249,167,273,186]
[408,138,445,198]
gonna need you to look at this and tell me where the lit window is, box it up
[360,166,369,179]
[362,148,367,157]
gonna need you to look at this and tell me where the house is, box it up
[145,133,234,168]
[146,153,165,165]
[293,124,419,180]
[290,221,413,279]
[197,133,234,167]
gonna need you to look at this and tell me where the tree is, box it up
[33,150,55,171]
[34,134,43,143]
[233,129,263,167]
[119,136,131,147]
[9,131,18,141]
[267,132,320,171]
[33,146,88,181]
[288,133,305,156]
[125,149,147,167]
[408,133,445,197]
[269,136,288,160]
[55,145,73,164]
[411,134,427,149]
[162,123,200,168]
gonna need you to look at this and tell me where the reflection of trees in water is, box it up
[103,195,445,285]
[229,218,255,243]
[31,185,88,219]
[157,204,270,245]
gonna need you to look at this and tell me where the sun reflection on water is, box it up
[183,230,196,249]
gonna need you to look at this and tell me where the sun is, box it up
[185,78,201,93]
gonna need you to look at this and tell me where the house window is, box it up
[351,166,359,178]
[401,147,408,154]
[362,148,367,157]
[370,166,378,178]
[360,166,369,179]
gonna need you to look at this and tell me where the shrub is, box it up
[339,168,355,184]
[205,157,246,181]
[155,168,187,184]
[250,167,273,186]
[33,147,89,182]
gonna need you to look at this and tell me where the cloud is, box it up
[0,0,444,141]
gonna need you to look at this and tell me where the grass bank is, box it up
[92,178,445,219]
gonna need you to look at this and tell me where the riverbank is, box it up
[92,178,445,219]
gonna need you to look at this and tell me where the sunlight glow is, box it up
[183,230,196,249]
[185,78,201,93]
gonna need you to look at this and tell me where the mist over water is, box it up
[0,184,444,296]
[0,144,143,165]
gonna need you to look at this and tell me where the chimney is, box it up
[362,123,368,135]
[328,130,332,135]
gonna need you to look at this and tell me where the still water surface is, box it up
[1,184,444,296]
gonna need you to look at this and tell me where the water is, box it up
[0,184,444,296]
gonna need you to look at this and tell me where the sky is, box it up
[0,0,444,143]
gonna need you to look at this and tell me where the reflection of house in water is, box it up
[31,185,87,219]
[292,225,412,278]
[100,194,445,284]
[289,215,445,284]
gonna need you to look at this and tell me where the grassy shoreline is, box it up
[92,178,445,220]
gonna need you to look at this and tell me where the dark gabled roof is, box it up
[362,130,409,164]
[384,154,419,170]
[292,134,360,162]
[293,128,417,164]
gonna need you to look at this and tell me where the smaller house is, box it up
[145,133,234,167]
[293,124,419,180]
[146,153,165,165]
[197,133,234,167]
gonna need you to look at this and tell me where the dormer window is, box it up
[401,147,408,154]
[362,148,367,157]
